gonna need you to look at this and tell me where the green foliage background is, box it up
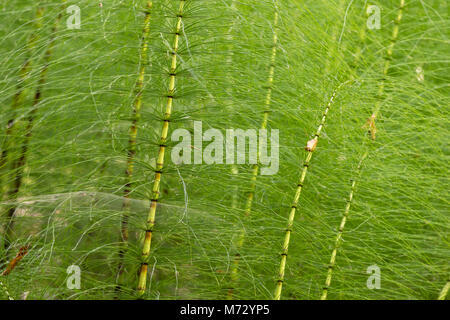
[0,0,448,300]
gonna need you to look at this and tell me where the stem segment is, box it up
[0,7,45,255]
[116,0,153,295]
[227,9,279,300]
[137,0,185,297]
[0,7,44,189]
[321,152,367,300]
[274,81,349,300]
[321,1,406,299]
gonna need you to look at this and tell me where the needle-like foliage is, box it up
[0,0,448,300]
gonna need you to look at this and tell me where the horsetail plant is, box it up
[321,152,367,300]
[0,0,446,301]
[364,0,405,139]
[116,0,153,295]
[227,8,279,300]
[274,80,350,300]
[1,4,66,255]
[322,0,406,299]
[0,7,44,190]
[137,0,185,296]
[0,7,45,256]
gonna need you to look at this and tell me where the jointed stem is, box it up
[137,0,185,297]
[116,1,153,295]
[0,7,44,187]
[2,4,66,255]
[227,9,279,300]
[321,0,406,298]
[321,152,367,300]
[372,0,405,120]
[274,81,349,300]
[0,8,45,257]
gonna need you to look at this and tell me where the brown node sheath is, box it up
[2,245,29,276]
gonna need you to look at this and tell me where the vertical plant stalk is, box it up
[0,7,44,184]
[438,281,449,300]
[349,5,369,80]
[368,0,405,138]
[227,10,279,300]
[137,0,185,296]
[321,1,405,299]
[0,7,45,255]
[2,5,65,252]
[274,81,349,300]
[115,1,153,293]
[320,152,367,300]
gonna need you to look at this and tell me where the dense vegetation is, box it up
[0,0,448,300]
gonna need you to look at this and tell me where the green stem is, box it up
[0,7,45,256]
[0,7,44,186]
[373,0,405,119]
[115,1,153,296]
[321,0,406,299]
[137,0,185,297]
[274,80,349,300]
[321,152,367,300]
[227,8,279,300]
